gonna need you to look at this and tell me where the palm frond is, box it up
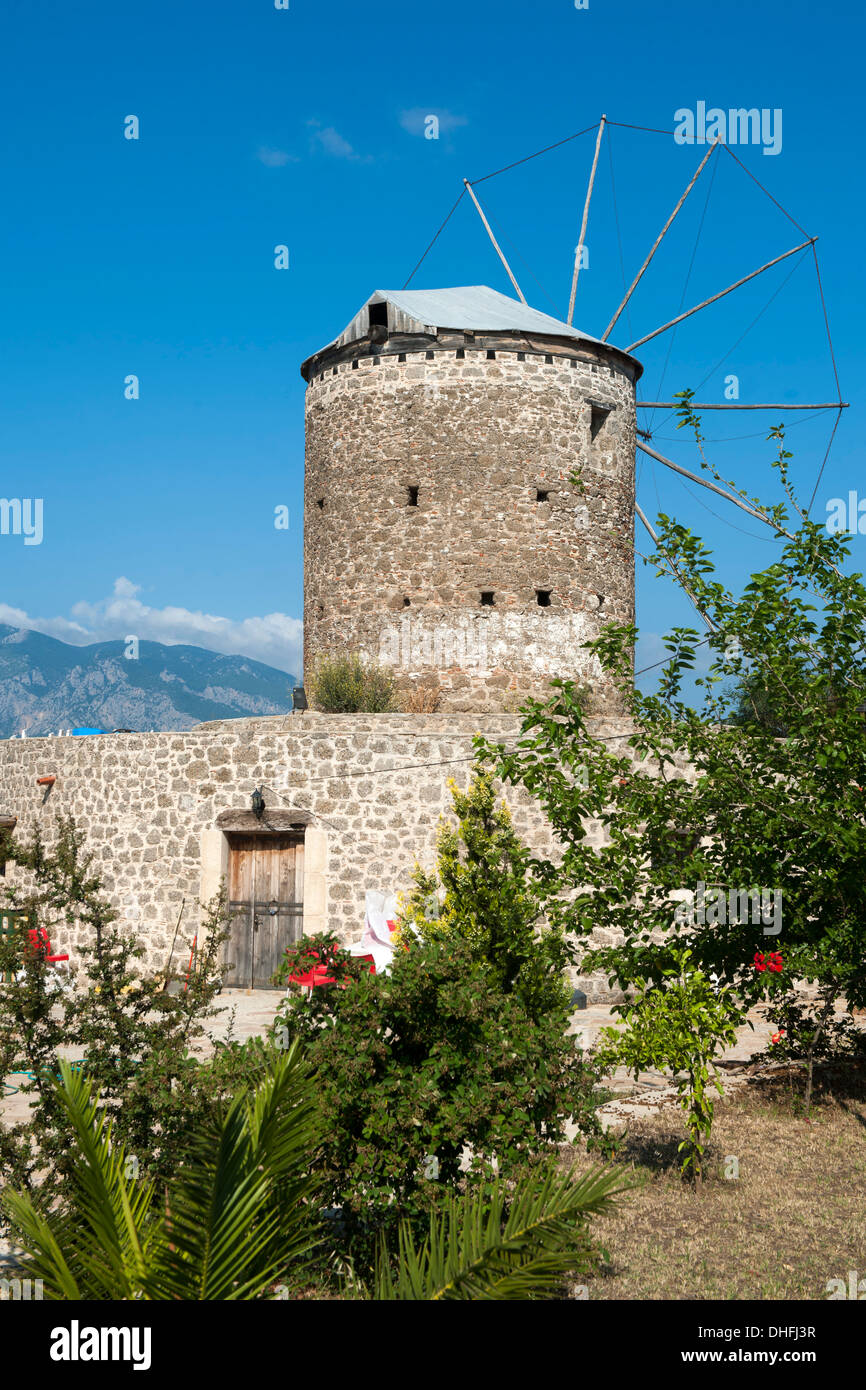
[2,1061,157,1299]
[1,1190,84,1301]
[375,1163,633,1300]
[147,1042,323,1300]
[4,1047,322,1302]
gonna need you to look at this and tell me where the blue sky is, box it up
[0,0,861,685]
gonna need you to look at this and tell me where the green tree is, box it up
[398,770,571,1019]
[594,948,740,1181]
[0,817,231,1206]
[273,934,607,1269]
[477,406,866,1100]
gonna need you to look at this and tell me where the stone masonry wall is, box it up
[0,714,637,1001]
[303,343,637,714]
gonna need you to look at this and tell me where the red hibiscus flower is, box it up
[755,950,783,974]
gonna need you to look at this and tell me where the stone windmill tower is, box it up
[300,285,642,713]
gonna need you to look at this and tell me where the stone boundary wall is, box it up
[0,713,637,1001]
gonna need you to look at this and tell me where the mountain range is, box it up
[0,626,297,738]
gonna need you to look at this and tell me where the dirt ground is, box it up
[566,1061,866,1300]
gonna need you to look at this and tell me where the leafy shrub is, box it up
[0,817,233,1208]
[274,934,607,1267]
[594,947,740,1182]
[398,770,571,1021]
[3,1054,628,1301]
[269,771,604,1267]
[308,655,397,713]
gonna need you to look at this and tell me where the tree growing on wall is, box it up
[307,655,398,713]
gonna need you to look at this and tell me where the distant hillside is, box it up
[0,626,297,737]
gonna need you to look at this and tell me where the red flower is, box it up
[755,950,783,974]
[771,1028,785,1045]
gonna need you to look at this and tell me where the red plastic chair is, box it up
[27,928,69,967]
[287,949,336,991]
[287,946,376,992]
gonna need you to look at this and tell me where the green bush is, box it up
[308,655,397,713]
[398,770,572,1021]
[274,933,607,1269]
[594,947,740,1182]
[3,1054,628,1301]
[0,817,234,1209]
[479,410,866,1109]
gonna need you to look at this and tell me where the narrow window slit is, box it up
[590,405,610,441]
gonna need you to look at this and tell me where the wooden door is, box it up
[226,834,304,988]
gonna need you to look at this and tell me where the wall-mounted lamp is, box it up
[292,686,308,713]
[251,787,266,820]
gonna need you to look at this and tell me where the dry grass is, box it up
[567,1062,866,1300]
[399,684,441,713]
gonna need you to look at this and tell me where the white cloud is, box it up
[0,601,90,643]
[307,120,362,160]
[398,107,468,136]
[255,146,298,167]
[112,576,141,600]
[0,578,302,675]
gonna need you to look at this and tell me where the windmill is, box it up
[401,112,848,665]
